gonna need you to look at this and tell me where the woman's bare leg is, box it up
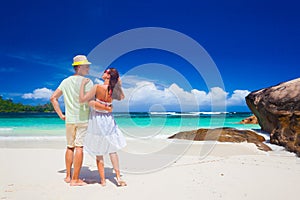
[96,155,106,186]
[109,152,127,186]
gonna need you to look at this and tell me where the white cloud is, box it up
[191,87,228,106]
[22,88,54,99]
[94,78,104,84]
[20,78,250,111]
[112,79,250,112]
[227,90,251,106]
[120,75,165,88]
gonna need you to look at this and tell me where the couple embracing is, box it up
[50,55,127,187]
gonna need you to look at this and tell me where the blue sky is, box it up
[0,0,299,112]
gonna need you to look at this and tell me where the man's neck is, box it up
[74,72,83,76]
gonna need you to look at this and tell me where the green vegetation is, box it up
[0,96,54,113]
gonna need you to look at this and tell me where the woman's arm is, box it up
[79,79,97,103]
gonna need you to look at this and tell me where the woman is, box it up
[79,68,127,187]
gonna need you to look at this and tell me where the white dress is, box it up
[84,99,126,156]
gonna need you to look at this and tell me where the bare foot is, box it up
[115,178,127,187]
[70,179,87,186]
[64,177,71,183]
[100,179,106,187]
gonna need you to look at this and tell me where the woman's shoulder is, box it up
[96,84,108,90]
[95,84,109,96]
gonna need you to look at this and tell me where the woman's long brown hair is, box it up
[106,68,119,96]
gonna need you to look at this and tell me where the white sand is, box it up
[1,138,300,200]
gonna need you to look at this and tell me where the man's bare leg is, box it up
[96,155,106,186]
[64,147,74,183]
[70,146,86,186]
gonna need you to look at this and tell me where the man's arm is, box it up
[50,89,65,120]
[89,100,112,112]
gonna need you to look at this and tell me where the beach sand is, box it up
[1,138,300,200]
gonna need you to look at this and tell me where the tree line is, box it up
[0,96,54,113]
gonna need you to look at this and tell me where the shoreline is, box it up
[0,127,287,153]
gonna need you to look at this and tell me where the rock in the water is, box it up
[245,78,300,156]
[168,127,271,151]
[239,115,258,124]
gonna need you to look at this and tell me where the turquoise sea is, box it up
[0,112,261,138]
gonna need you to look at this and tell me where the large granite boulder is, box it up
[245,78,300,156]
[168,127,271,151]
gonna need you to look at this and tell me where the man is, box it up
[50,55,93,186]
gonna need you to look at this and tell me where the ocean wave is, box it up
[0,128,14,133]
[0,136,65,141]
[188,112,229,115]
[149,112,177,115]
[150,111,229,116]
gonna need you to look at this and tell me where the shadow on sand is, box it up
[58,166,119,186]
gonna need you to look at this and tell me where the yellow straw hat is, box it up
[72,55,91,66]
